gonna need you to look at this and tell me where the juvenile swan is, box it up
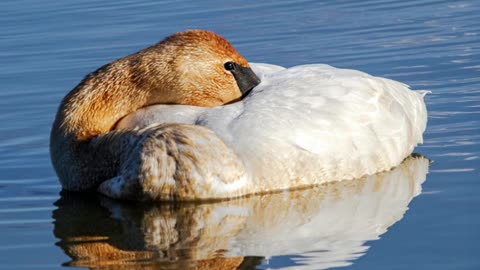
[50,30,428,201]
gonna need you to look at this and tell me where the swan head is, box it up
[53,30,260,140]
[145,29,261,107]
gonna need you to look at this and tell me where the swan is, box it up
[50,30,429,201]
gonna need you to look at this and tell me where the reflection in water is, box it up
[53,155,429,269]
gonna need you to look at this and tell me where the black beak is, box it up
[230,63,261,97]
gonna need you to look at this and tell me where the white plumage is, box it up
[111,63,428,200]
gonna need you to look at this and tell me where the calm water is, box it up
[1,0,479,269]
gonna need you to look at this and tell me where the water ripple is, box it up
[0,0,479,269]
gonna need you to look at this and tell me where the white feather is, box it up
[114,63,429,199]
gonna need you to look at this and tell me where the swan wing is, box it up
[206,64,428,189]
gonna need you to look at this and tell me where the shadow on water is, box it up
[52,155,429,270]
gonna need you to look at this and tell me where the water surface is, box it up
[0,0,479,269]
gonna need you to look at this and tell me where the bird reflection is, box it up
[53,154,429,270]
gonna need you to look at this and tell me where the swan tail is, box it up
[96,124,247,201]
[416,90,432,98]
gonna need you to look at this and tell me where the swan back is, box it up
[221,64,428,186]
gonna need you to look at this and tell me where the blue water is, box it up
[1,0,479,269]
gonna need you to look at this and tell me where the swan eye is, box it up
[224,61,235,71]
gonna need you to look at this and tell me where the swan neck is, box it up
[53,59,170,141]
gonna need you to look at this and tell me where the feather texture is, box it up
[110,63,428,200]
